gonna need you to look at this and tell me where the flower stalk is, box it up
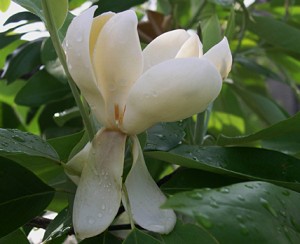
[41,0,95,141]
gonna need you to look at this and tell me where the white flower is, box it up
[64,7,232,239]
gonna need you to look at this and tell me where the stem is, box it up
[41,0,95,141]
[122,185,135,230]
[194,111,206,145]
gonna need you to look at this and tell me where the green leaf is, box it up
[162,220,217,244]
[95,0,148,15]
[15,70,70,107]
[218,112,300,156]
[80,231,122,244]
[0,157,55,237]
[146,146,300,191]
[0,128,61,182]
[230,83,288,125]
[4,11,40,25]
[123,228,160,244]
[161,168,241,194]
[43,0,68,29]
[145,122,186,151]
[43,208,72,242]
[248,15,300,54]
[0,0,10,12]
[164,181,300,243]
[48,130,84,162]
[201,14,222,52]
[0,31,22,49]
[0,229,29,244]
[12,0,44,21]
[1,39,42,84]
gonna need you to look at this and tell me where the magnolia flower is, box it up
[64,6,232,239]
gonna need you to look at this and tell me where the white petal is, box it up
[64,6,106,125]
[142,29,190,72]
[203,37,232,79]
[175,32,203,58]
[73,129,127,239]
[65,142,91,185]
[92,10,143,128]
[122,58,222,135]
[122,136,176,234]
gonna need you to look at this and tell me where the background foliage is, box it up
[1,0,300,243]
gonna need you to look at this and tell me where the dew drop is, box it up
[195,213,213,229]
[101,204,106,210]
[237,195,245,201]
[236,214,244,223]
[245,184,254,189]
[97,213,103,218]
[282,190,290,196]
[260,198,278,217]
[192,156,199,161]
[12,135,25,143]
[220,188,229,193]
[209,200,219,208]
[239,223,249,235]
[187,191,203,200]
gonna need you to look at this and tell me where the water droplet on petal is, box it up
[101,204,106,210]
[245,184,254,189]
[97,213,103,218]
[76,36,83,42]
[88,217,95,224]
[282,190,290,196]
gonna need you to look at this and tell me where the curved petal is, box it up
[65,142,91,185]
[64,6,106,125]
[203,37,232,79]
[175,32,203,58]
[122,58,222,135]
[122,136,176,234]
[142,29,190,72]
[92,10,143,128]
[72,129,127,239]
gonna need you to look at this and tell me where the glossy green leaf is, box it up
[80,232,122,244]
[201,14,222,52]
[15,70,70,106]
[146,146,300,191]
[12,0,43,21]
[0,0,10,12]
[1,39,42,84]
[48,130,84,162]
[0,128,61,182]
[164,181,300,243]
[95,0,148,14]
[230,83,288,125]
[0,157,55,237]
[43,208,72,241]
[248,15,300,54]
[161,168,241,194]
[4,11,40,25]
[162,220,217,244]
[43,0,68,29]
[145,122,186,151]
[0,229,29,244]
[0,31,22,49]
[218,112,300,156]
[123,228,160,244]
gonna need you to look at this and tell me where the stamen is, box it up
[114,104,120,126]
